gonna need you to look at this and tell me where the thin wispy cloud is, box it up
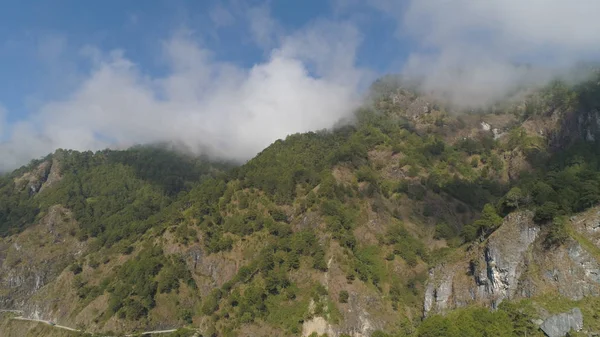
[209,5,235,28]
[247,4,281,49]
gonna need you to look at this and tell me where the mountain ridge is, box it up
[1,72,600,336]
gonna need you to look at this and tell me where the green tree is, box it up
[534,202,561,223]
[467,203,503,239]
[545,216,569,247]
[417,315,456,337]
[490,154,504,172]
[504,187,524,210]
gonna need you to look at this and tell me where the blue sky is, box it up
[0,0,404,122]
[1,0,599,171]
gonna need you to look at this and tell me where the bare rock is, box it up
[540,308,583,337]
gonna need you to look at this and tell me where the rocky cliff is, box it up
[424,207,600,317]
[0,205,83,313]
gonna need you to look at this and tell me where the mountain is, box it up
[1,71,600,337]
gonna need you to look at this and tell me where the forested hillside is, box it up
[2,70,600,337]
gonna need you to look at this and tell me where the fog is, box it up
[397,0,600,106]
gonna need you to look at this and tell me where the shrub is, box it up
[490,154,504,172]
[201,289,222,315]
[356,165,378,185]
[70,263,83,275]
[545,217,569,247]
[434,222,454,240]
[338,290,349,303]
[372,331,391,337]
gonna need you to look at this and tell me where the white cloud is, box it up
[278,20,364,83]
[0,22,368,171]
[247,4,281,49]
[9,0,599,171]
[403,0,600,54]
[373,0,600,106]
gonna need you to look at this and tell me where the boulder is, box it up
[540,308,583,337]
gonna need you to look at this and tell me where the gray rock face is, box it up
[424,212,540,315]
[578,109,600,142]
[556,242,600,300]
[423,273,453,317]
[540,308,583,337]
[423,209,600,316]
[0,205,81,316]
[483,212,539,307]
[554,108,600,149]
[38,158,62,193]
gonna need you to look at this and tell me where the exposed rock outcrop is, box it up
[425,212,539,315]
[37,158,62,193]
[301,293,381,337]
[302,316,335,337]
[13,161,51,195]
[540,308,583,337]
[552,106,600,149]
[301,255,384,337]
[12,157,62,196]
[483,212,539,307]
[0,205,82,316]
[424,209,600,316]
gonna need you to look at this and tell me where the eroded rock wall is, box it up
[424,209,600,316]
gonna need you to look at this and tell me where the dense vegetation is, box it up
[0,146,230,239]
[414,302,540,337]
[2,70,600,336]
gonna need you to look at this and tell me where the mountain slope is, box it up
[1,71,600,336]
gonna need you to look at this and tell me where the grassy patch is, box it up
[522,295,600,333]
[567,224,600,261]
[326,299,343,324]
[265,291,310,334]
[353,245,388,286]
[527,295,578,315]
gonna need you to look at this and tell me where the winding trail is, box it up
[124,329,178,336]
[8,315,184,336]
[12,317,80,332]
